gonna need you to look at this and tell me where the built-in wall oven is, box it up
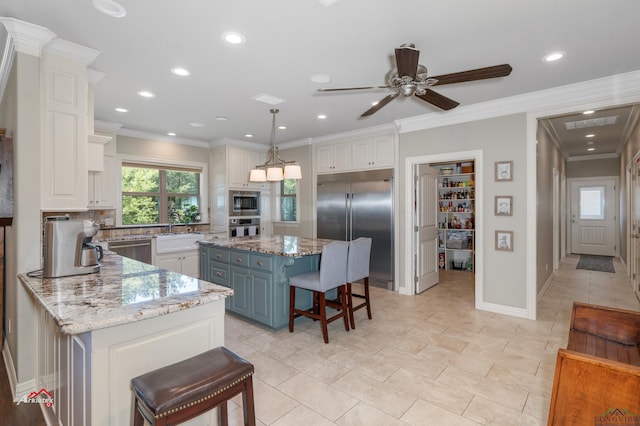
[229,217,260,237]
[229,191,260,216]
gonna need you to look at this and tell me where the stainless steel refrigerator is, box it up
[317,169,394,289]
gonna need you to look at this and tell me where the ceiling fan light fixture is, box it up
[92,0,127,18]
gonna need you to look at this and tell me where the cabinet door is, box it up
[351,139,372,169]
[371,136,394,167]
[156,256,181,273]
[181,252,200,278]
[251,270,272,325]
[316,145,335,173]
[230,266,251,316]
[333,143,351,171]
[199,248,209,281]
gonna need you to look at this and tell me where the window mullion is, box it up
[159,170,168,222]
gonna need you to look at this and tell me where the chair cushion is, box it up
[289,271,321,291]
[131,346,253,418]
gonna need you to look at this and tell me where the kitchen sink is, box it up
[155,233,204,253]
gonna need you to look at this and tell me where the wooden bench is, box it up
[548,302,640,425]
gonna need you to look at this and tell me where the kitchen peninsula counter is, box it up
[19,253,232,425]
[199,235,337,329]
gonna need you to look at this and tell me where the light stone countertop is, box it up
[199,235,338,257]
[19,252,233,335]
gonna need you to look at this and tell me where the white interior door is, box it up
[632,158,640,298]
[570,178,617,256]
[415,164,439,293]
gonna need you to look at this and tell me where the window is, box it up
[281,178,297,221]
[579,186,605,220]
[122,163,200,225]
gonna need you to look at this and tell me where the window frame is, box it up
[279,178,299,223]
[117,155,208,227]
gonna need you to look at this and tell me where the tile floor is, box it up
[223,255,640,425]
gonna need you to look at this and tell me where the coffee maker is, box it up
[43,216,103,278]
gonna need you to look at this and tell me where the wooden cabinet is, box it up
[316,143,351,173]
[436,162,475,272]
[351,136,395,170]
[315,134,394,174]
[199,245,321,329]
[155,250,200,277]
[88,134,116,209]
[228,147,266,189]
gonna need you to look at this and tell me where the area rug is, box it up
[576,255,615,273]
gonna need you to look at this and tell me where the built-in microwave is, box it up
[229,191,260,216]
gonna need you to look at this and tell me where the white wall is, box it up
[399,114,529,310]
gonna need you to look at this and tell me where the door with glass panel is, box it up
[570,178,617,256]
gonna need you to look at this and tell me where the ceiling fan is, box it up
[318,43,513,117]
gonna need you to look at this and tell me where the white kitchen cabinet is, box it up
[315,135,394,174]
[40,42,98,211]
[351,136,395,170]
[88,135,116,209]
[316,143,351,173]
[228,147,266,189]
[155,250,200,277]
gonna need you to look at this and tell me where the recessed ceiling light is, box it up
[171,67,190,77]
[317,114,327,120]
[114,107,128,113]
[278,125,287,130]
[585,134,595,138]
[583,110,595,115]
[92,0,126,17]
[167,132,176,136]
[587,148,595,151]
[245,134,254,138]
[189,122,204,128]
[221,31,246,45]
[371,101,379,106]
[216,116,228,121]
[310,74,331,84]
[137,90,155,98]
[543,51,565,62]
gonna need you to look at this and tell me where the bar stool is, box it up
[346,237,372,329]
[131,346,255,426]
[289,241,350,343]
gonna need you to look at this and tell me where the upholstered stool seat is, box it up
[131,346,255,426]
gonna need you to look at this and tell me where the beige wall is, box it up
[117,135,210,163]
[399,114,529,309]
[536,124,565,294]
[272,144,314,237]
[566,158,619,178]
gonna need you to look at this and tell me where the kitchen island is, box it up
[199,235,336,329]
[19,253,232,426]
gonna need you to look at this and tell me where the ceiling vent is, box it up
[254,93,286,106]
[564,115,619,130]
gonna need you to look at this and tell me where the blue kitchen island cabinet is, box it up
[199,235,337,329]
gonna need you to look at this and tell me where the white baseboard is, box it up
[2,342,37,402]
[477,301,531,320]
[537,271,555,303]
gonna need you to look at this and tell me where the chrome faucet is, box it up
[168,222,173,234]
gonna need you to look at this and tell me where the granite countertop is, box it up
[19,253,233,335]
[199,235,338,256]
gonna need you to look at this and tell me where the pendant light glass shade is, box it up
[248,108,302,183]
[284,164,302,179]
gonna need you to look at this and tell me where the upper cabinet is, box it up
[211,145,267,190]
[315,134,395,174]
[88,134,116,209]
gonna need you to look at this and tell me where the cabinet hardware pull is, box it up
[256,261,264,266]
[236,257,243,262]
[216,254,222,258]
[216,272,223,276]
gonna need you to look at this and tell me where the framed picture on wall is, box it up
[495,161,513,181]
[495,230,513,251]
[495,196,513,216]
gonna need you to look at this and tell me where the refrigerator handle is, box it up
[349,192,354,241]
[345,192,350,241]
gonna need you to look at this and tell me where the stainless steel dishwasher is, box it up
[107,239,152,264]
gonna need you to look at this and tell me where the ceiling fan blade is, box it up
[317,85,391,92]
[395,46,420,80]
[429,64,513,86]
[415,89,460,110]
[361,92,399,117]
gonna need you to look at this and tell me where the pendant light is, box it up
[249,109,301,182]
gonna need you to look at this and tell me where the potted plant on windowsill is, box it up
[181,205,200,224]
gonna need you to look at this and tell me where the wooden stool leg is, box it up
[132,395,145,426]
[243,375,256,426]
[364,277,372,319]
[347,283,356,329]
[341,285,350,331]
[289,285,295,332]
[218,401,229,426]
[319,292,329,343]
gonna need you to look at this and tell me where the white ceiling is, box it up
[2,0,640,151]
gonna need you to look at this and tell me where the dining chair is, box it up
[289,241,350,343]
[346,237,372,329]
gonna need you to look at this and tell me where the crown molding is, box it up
[209,137,268,151]
[43,38,99,65]
[117,127,211,149]
[567,153,619,162]
[0,17,55,57]
[94,119,123,134]
[396,70,640,134]
[87,68,106,85]
[308,122,398,145]
[537,119,569,160]
[617,104,640,156]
